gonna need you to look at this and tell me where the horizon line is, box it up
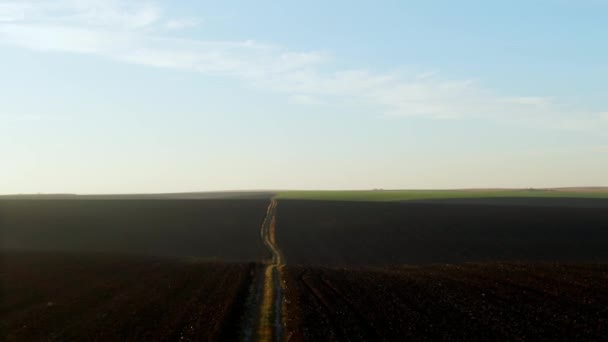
[2,186,608,197]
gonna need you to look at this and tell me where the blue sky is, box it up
[1,0,607,193]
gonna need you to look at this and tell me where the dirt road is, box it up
[256,199,285,341]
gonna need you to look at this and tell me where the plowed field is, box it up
[284,263,608,341]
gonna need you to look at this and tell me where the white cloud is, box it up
[0,24,132,53]
[166,18,200,30]
[0,3,31,22]
[0,0,162,28]
[0,0,605,131]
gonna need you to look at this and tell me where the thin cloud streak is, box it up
[166,19,201,30]
[0,0,605,131]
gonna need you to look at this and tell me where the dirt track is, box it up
[257,199,285,342]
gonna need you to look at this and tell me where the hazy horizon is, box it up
[4,186,608,197]
[2,1,607,194]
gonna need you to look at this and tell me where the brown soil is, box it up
[276,200,608,266]
[3,198,608,340]
[283,263,608,341]
[0,251,254,341]
[0,199,269,261]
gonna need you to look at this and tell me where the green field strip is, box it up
[275,189,608,201]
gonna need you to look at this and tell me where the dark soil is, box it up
[276,200,608,266]
[0,251,254,341]
[284,263,608,341]
[3,198,608,341]
[0,199,270,261]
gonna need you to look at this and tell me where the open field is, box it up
[0,198,276,341]
[283,263,608,341]
[0,251,253,341]
[409,197,608,207]
[0,191,275,200]
[2,195,608,340]
[276,200,608,266]
[276,188,608,201]
[0,199,269,261]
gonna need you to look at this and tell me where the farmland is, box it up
[0,198,273,341]
[276,188,608,201]
[0,251,253,341]
[283,263,608,340]
[0,199,269,261]
[275,199,608,266]
[2,193,608,340]
[275,196,608,340]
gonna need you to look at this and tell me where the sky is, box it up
[1,0,607,193]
